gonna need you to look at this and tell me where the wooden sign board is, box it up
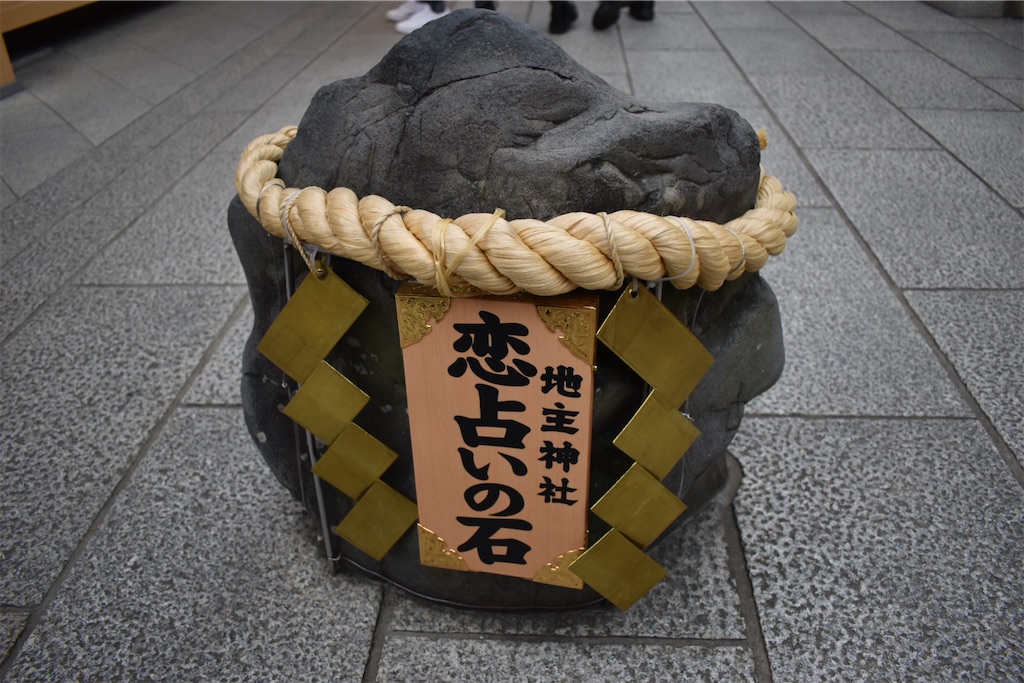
[398,286,598,584]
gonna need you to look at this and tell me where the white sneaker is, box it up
[386,1,422,22]
[395,5,450,34]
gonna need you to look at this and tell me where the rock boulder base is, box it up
[228,10,783,609]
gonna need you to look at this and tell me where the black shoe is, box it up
[592,1,623,30]
[628,1,654,21]
[549,1,577,34]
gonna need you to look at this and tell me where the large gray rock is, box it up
[281,10,759,222]
[228,10,784,609]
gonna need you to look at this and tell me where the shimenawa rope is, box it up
[235,126,798,296]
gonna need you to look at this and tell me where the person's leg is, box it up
[549,1,578,34]
[592,1,625,30]
[628,1,654,21]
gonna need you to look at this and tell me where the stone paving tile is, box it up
[118,4,265,76]
[963,16,1024,50]
[78,151,246,285]
[185,302,253,406]
[749,73,937,150]
[693,1,797,31]
[731,417,1024,682]
[788,14,923,50]
[839,49,1018,110]
[618,9,720,51]
[714,28,850,75]
[376,637,756,682]
[0,91,94,197]
[0,143,149,267]
[62,30,198,106]
[85,111,243,211]
[907,31,1023,79]
[0,180,16,211]
[1,613,28,664]
[122,3,327,129]
[906,109,1024,209]
[0,285,244,606]
[0,207,145,342]
[852,0,973,32]
[774,1,863,17]
[217,0,308,31]
[980,77,1024,107]
[906,290,1024,463]
[4,407,382,682]
[294,3,402,82]
[627,49,760,107]
[728,104,832,208]
[805,149,1024,289]
[218,103,309,155]
[388,501,745,640]
[15,51,152,145]
[208,54,313,113]
[746,208,968,418]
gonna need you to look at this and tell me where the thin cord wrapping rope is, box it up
[235,126,798,295]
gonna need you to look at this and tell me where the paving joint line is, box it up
[361,586,397,683]
[388,629,750,648]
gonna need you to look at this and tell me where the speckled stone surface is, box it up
[980,77,1024,108]
[906,31,1023,78]
[184,301,253,406]
[0,614,27,663]
[0,206,144,341]
[0,285,244,605]
[629,50,762,107]
[693,1,798,31]
[714,29,850,76]
[375,638,756,683]
[789,14,922,50]
[618,9,718,51]
[853,0,971,31]
[728,105,832,208]
[805,149,1024,289]
[745,208,968,417]
[906,290,1024,463]
[906,109,1024,208]
[749,73,937,150]
[731,418,1024,681]
[77,151,245,286]
[387,502,745,640]
[5,408,382,682]
[838,50,1017,110]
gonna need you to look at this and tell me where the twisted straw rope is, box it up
[235,126,798,297]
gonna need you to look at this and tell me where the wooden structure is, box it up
[1,1,93,93]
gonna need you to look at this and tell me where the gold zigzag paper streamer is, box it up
[570,284,713,609]
[569,530,667,611]
[597,285,713,406]
[260,265,417,563]
[258,268,367,383]
[592,463,687,549]
[612,390,701,480]
[335,480,419,561]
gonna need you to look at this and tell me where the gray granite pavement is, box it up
[1,2,1021,681]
